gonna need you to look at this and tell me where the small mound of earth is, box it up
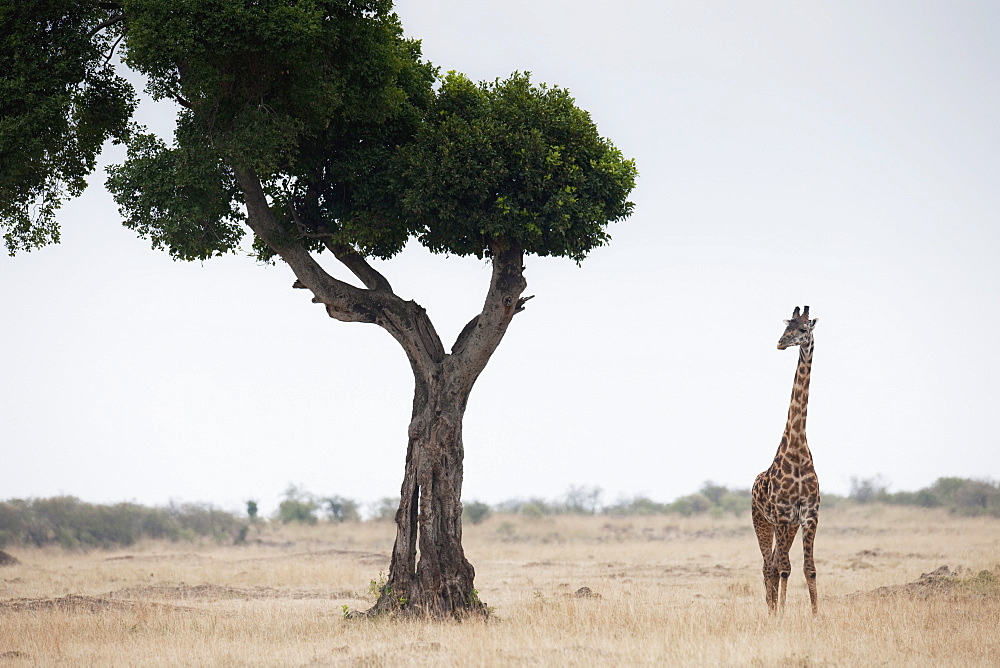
[0,550,19,566]
[568,586,600,599]
[0,651,31,660]
[865,565,1000,600]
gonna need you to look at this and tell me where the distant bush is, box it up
[610,482,751,518]
[0,497,244,549]
[168,502,245,539]
[5,476,988,551]
[491,497,555,518]
[276,486,319,525]
[322,496,360,523]
[849,475,1000,517]
[905,477,998,516]
[562,485,603,515]
[604,496,671,516]
[849,476,892,504]
[496,482,752,519]
[944,478,1000,516]
[463,501,492,525]
[667,492,712,516]
[367,497,398,521]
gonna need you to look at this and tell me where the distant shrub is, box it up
[368,497,398,521]
[463,501,492,525]
[169,502,244,538]
[699,482,750,517]
[846,476,1000,517]
[492,497,555,518]
[699,482,728,506]
[493,498,527,514]
[496,481,752,519]
[276,485,321,524]
[520,502,548,519]
[668,493,711,516]
[0,497,243,549]
[606,482,752,518]
[928,477,1000,517]
[849,476,892,504]
[275,499,316,524]
[604,496,671,516]
[818,492,847,509]
[322,496,360,523]
[562,485,603,515]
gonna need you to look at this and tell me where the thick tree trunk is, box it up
[367,243,529,619]
[234,168,527,618]
[370,363,483,618]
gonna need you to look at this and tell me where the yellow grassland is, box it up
[1,505,998,666]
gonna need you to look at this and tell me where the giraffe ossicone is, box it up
[752,305,821,615]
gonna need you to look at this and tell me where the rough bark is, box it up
[233,167,529,618]
[373,241,528,618]
[371,368,478,617]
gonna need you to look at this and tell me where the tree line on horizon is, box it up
[1,477,996,551]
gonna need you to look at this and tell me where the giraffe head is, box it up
[777,305,818,350]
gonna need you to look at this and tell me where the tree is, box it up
[849,475,891,504]
[322,495,360,523]
[2,1,636,617]
[276,485,319,525]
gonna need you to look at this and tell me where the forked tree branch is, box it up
[235,165,444,366]
[235,166,369,320]
[323,241,394,293]
[284,193,394,293]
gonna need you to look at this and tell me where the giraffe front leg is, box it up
[765,551,779,612]
[774,523,798,611]
[764,557,778,612]
[752,506,778,612]
[802,510,819,615]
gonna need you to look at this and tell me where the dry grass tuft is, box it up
[0,506,997,666]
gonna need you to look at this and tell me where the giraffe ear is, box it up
[784,320,791,325]
[809,318,819,328]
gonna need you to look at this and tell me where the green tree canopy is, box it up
[401,72,635,261]
[2,3,634,264]
[105,0,435,261]
[1,0,637,618]
[0,1,135,252]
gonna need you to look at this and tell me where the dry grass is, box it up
[1,506,998,666]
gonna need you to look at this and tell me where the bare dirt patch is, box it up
[106,583,356,601]
[102,552,209,563]
[0,594,180,614]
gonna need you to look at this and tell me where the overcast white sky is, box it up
[2,1,999,516]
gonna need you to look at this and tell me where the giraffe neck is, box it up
[781,336,814,459]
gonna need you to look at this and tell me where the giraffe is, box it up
[752,305,820,615]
